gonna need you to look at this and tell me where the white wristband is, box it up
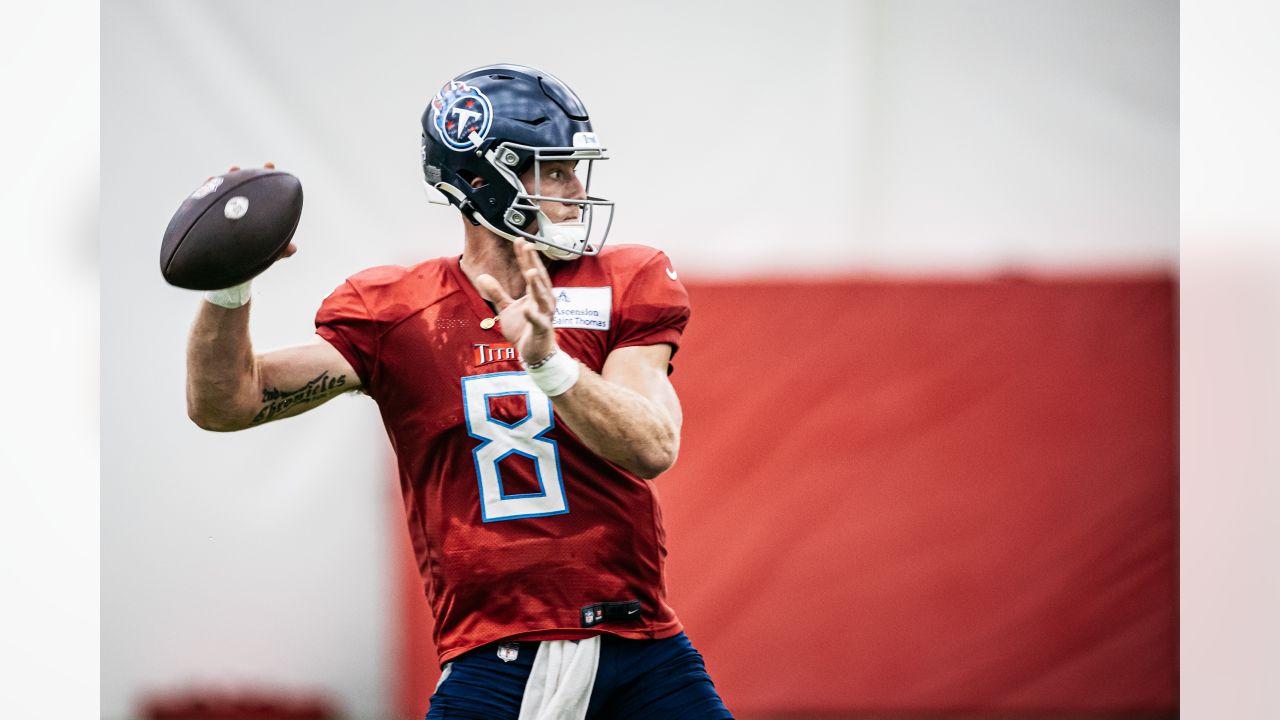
[523,348,580,397]
[204,279,253,309]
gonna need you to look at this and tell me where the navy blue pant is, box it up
[425,632,733,719]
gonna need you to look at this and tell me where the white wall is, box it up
[861,0,1178,271]
[101,1,1176,718]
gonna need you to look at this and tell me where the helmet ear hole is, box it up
[458,170,486,190]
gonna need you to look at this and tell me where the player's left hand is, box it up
[475,241,558,365]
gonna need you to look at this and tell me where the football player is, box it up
[185,64,733,719]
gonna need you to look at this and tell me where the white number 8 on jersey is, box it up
[461,372,569,522]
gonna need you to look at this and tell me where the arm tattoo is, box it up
[252,371,347,424]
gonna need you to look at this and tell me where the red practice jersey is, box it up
[315,244,690,664]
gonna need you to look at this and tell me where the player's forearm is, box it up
[551,367,679,480]
[185,301,261,431]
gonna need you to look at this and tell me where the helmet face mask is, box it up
[421,65,615,259]
[488,138,614,259]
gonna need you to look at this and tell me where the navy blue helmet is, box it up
[421,64,613,259]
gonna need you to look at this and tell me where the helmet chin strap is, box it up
[467,202,589,261]
[532,211,588,261]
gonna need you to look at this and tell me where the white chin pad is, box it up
[535,212,588,260]
[536,242,577,261]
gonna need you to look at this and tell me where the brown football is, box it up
[160,167,304,290]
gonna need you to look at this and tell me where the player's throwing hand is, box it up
[475,240,558,365]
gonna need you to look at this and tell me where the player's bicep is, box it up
[250,339,363,426]
[600,344,682,431]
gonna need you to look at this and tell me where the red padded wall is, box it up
[398,276,1177,718]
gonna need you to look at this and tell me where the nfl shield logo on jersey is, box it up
[432,81,493,151]
[496,642,519,663]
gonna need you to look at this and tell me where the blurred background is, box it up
[101,1,1177,718]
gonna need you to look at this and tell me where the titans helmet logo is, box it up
[432,81,493,151]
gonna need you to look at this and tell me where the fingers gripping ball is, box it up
[160,167,304,290]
